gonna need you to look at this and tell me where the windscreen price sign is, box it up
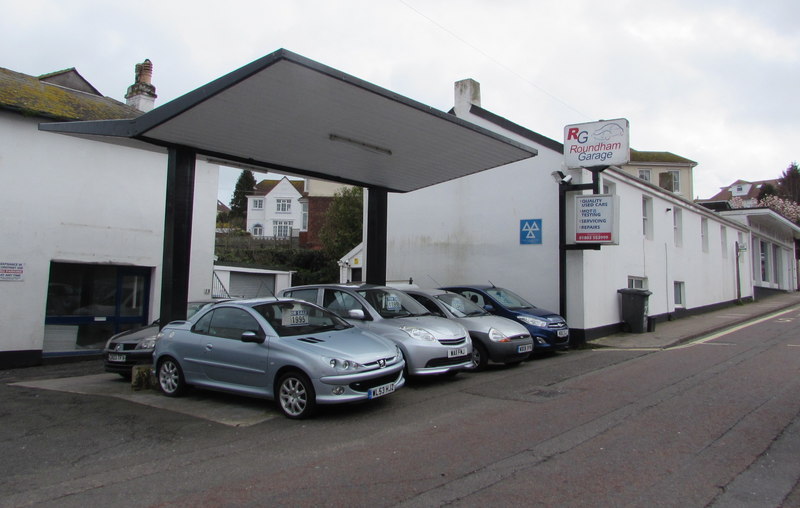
[575,194,618,244]
[564,118,630,169]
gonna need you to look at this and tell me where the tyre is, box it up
[157,357,186,397]
[276,371,316,419]
[470,342,489,371]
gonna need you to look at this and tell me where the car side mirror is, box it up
[483,304,495,312]
[347,309,366,320]
[241,331,265,344]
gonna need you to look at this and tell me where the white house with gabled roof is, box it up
[383,78,771,343]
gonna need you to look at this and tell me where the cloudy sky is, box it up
[3,0,798,203]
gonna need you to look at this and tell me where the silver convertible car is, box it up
[153,298,405,419]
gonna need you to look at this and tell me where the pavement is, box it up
[588,290,800,350]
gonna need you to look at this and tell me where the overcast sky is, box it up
[3,0,798,203]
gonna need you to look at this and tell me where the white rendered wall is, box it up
[387,111,564,313]
[573,170,752,330]
[0,112,217,353]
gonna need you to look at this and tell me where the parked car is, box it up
[279,284,473,376]
[104,300,225,378]
[441,285,569,351]
[405,288,534,371]
[153,298,404,419]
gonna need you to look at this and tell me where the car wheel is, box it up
[157,357,186,397]
[277,371,316,419]
[470,342,489,371]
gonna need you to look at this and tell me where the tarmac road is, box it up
[2,292,800,507]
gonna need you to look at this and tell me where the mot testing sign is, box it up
[564,118,630,169]
[575,194,618,244]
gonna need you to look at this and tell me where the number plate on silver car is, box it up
[108,354,126,362]
[368,382,395,399]
[518,344,533,353]
[448,347,468,358]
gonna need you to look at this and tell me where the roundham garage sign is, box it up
[564,118,630,168]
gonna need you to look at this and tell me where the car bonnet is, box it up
[454,314,530,336]
[382,315,467,340]
[286,327,397,360]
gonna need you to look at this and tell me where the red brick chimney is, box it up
[125,59,157,112]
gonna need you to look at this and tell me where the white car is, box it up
[279,284,473,376]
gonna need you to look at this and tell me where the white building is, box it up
[382,79,796,342]
[246,176,306,239]
[0,63,218,367]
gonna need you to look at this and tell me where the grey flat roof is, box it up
[40,49,536,192]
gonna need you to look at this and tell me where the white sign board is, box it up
[575,194,619,244]
[0,262,24,281]
[564,118,630,169]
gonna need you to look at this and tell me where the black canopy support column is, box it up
[159,146,196,325]
[365,187,388,285]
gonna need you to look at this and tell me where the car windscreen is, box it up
[358,288,429,318]
[434,293,488,317]
[485,288,537,310]
[253,301,351,337]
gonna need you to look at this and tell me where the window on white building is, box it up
[773,244,781,285]
[701,218,709,252]
[659,170,681,193]
[252,224,263,237]
[302,201,308,231]
[273,220,293,238]
[276,198,292,213]
[638,169,651,182]
[673,208,683,247]
[642,197,653,239]
[674,281,685,307]
[720,226,728,258]
[628,276,647,289]
[252,198,264,210]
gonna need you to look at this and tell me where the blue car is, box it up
[440,285,569,352]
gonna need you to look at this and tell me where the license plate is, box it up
[448,347,468,358]
[368,382,395,399]
[108,353,126,362]
[518,344,533,353]
[557,329,569,338]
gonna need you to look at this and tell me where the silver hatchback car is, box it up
[153,298,405,419]
[405,288,534,371]
[279,284,473,376]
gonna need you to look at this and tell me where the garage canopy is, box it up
[40,48,536,192]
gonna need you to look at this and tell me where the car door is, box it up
[198,307,271,389]
[321,289,369,323]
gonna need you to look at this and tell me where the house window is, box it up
[252,198,264,210]
[673,208,683,247]
[302,201,308,231]
[276,198,291,213]
[773,244,781,285]
[701,218,709,253]
[659,170,681,193]
[642,197,653,239]
[273,220,293,238]
[628,276,647,289]
[252,224,263,237]
[674,281,685,307]
[720,226,728,258]
[638,169,651,182]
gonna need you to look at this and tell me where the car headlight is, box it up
[400,326,436,342]
[135,336,158,350]
[517,316,549,328]
[327,358,362,371]
[487,327,510,342]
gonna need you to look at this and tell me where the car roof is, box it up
[406,288,451,297]
[441,284,495,291]
[214,296,296,307]
[285,283,389,291]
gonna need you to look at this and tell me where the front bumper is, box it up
[314,361,405,404]
[103,350,154,374]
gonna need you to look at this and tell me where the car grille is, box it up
[426,354,470,368]
[114,343,140,352]
[362,356,398,369]
[547,321,567,330]
[510,334,531,341]
[437,337,467,346]
[349,372,398,392]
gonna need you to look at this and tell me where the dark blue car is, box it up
[441,285,569,351]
